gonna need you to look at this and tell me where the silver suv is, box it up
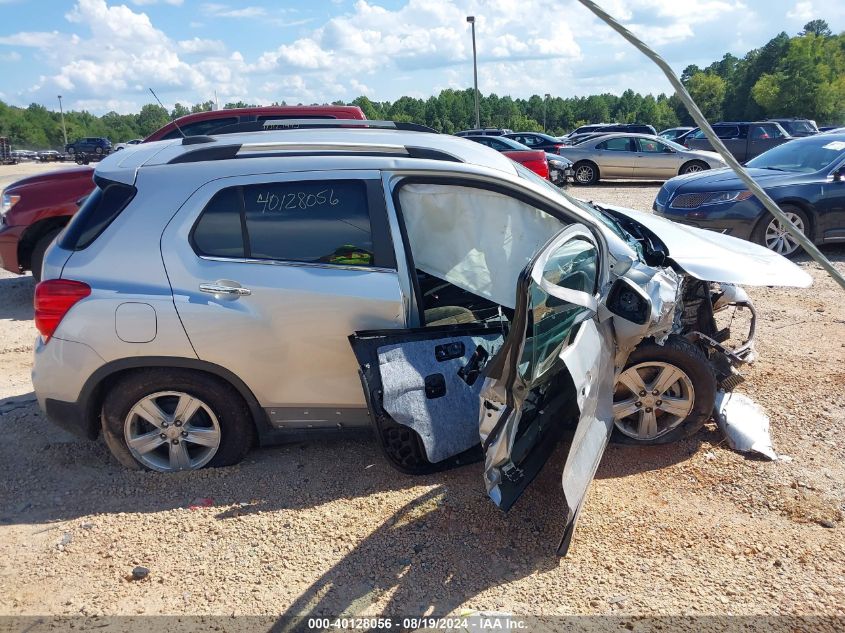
[33,120,810,552]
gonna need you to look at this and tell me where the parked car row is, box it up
[653,132,845,257]
[24,116,810,556]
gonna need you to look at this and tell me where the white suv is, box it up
[32,120,810,553]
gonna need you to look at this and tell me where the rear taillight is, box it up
[524,158,550,179]
[553,144,563,152]
[34,280,91,341]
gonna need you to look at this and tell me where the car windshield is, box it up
[513,162,634,246]
[746,136,845,173]
[779,121,816,136]
[661,138,687,151]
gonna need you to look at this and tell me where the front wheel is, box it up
[752,205,808,258]
[66,146,75,154]
[573,161,599,185]
[679,160,708,175]
[612,335,716,445]
[101,369,255,472]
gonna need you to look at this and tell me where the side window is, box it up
[597,138,633,152]
[192,188,245,258]
[489,139,511,151]
[763,124,783,139]
[750,126,770,140]
[524,237,598,379]
[522,135,537,146]
[713,125,740,139]
[161,117,240,140]
[637,138,666,153]
[242,180,374,266]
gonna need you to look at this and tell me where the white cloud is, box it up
[786,1,814,20]
[201,3,266,18]
[178,37,225,54]
[131,0,183,5]
[0,50,21,61]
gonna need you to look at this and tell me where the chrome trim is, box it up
[197,255,397,274]
[237,142,408,156]
[199,283,252,296]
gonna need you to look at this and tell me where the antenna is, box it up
[149,88,185,139]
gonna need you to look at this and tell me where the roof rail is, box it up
[260,118,438,133]
[167,142,461,165]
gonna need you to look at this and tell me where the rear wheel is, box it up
[573,161,599,185]
[752,205,808,258]
[101,369,255,472]
[30,227,62,283]
[679,160,708,175]
[94,146,103,155]
[612,335,716,445]
[66,146,75,154]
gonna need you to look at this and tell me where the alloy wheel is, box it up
[764,212,804,256]
[684,163,705,173]
[613,361,695,441]
[124,391,221,472]
[575,165,595,184]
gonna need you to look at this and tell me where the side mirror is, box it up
[605,277,651,325]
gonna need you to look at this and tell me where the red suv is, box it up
[0,105,366,281]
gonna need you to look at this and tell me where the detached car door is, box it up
[479,224,614,555]
[161,171,404,430]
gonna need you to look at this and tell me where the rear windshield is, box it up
[59,179,136,250]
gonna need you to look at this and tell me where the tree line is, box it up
[0,20,842,150]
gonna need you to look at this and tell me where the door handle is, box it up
[199,283,252,296]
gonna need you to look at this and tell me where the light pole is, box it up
[466,16,480,129]
[57,95,67,147]
[543,93,550,132]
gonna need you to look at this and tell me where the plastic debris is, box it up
[188,497,214,510]
[714,391,777,460]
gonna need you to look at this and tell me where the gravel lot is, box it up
[0,164,843,620]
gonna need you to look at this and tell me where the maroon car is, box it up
[0,105,366,280]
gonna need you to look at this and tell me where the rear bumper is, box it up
[33,336,106,440]
[0,223,24,273]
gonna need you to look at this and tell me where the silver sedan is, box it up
[559,133,726,184]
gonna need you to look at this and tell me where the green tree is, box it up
[801,19,831,37]
[136,104,170,136]
[686,72,726,120]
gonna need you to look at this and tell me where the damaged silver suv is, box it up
[33,120,810,553]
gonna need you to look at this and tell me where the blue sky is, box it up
[0,0,843,114]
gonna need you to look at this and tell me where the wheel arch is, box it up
[751,198,818,242]
[678,159,709,175]
[18,216,71,270]
[77,357,272,440]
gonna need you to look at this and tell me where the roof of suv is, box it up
[94,126,521,185]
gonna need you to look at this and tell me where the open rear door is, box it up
[478,224,616,555]
[350,324,506,474]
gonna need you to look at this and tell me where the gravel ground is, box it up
[0,165,843,620]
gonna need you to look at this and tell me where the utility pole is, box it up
[57,95,68,146]
[466,16,480,129]
[543,93,550,132]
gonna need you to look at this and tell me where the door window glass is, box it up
[243,180,374,266]
[521,237,598,380]
[597,138,633,152]
[192,187,245,258]
[637,138,670,153]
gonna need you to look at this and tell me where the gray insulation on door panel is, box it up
[378,334,503,463]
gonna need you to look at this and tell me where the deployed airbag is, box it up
[399,184,564,309]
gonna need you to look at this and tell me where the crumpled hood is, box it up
[602,204,813,288]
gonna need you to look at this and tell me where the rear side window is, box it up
[243,180,373,265]
[59,180,136,251]
[597,138,632,151]
[713,125,741,139]
[191,180,385,268]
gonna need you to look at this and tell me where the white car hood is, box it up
[603,205,812,288]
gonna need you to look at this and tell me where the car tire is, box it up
[94,147,103,155]
[751,204,809,258]
[66,146,75,154]
[573,161,599,185]
[611,335,716,445]
[679,160,709,175]
[101,369,255,472]
[30,227,62,283]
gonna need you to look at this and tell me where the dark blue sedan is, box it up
[653,133,845,256]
